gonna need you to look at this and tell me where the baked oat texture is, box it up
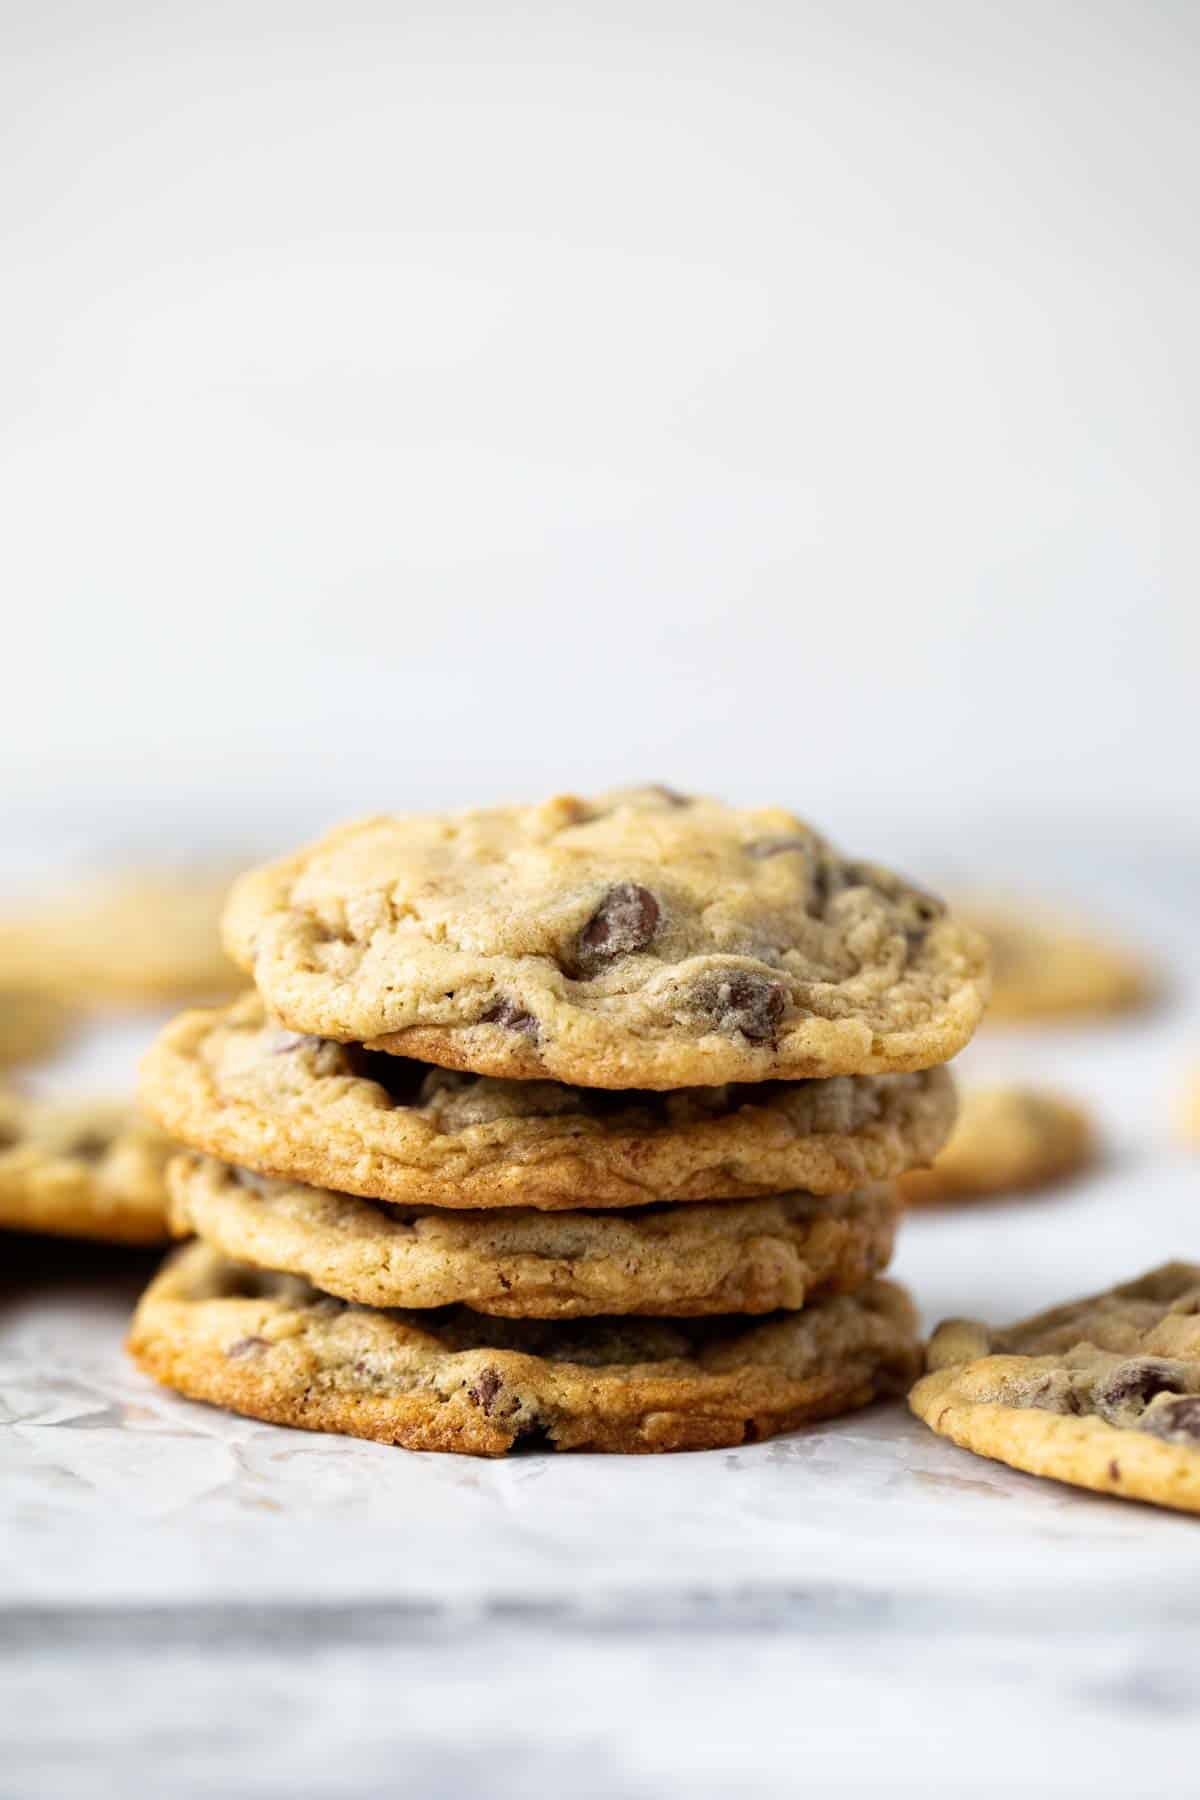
[957,899,1154,1022]
[899,1085,1094,1207]
[910,1264,1200,1513]
[129,1243,921,1455]
[222,788,990,1088]
[168,1152,901,1318]
[0,867,240,1004]
[0,1093,172,1244]
[141,995,957,1208]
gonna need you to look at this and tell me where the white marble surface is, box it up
[3,855,1200,1797]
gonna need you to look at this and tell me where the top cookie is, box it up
[223,788,990,1089]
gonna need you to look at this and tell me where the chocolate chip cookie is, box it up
[222,788,989,1089]
[128,1242,920,1454]
[0,1094,172,1244]
[957,900,1154,1023]
[0,867,240,1005]
[167,1151,900,1318]
[141,995,957,1209]
[899,1085,1095,1207]
[910,1264,1200,1512]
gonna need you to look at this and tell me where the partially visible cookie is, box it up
[222,789,990,1088]
[0,990,74,1066]
[0,868,240,1005]
[168,1152,901,1318]
[1177,1073,1200,1148]
[128,1243,920,1455]
[956,900,1153,1022]
[910,1264,1200,1512]
[0,1094,172,1244]
[899,1085,1095,1207]
[141,995,957,1210]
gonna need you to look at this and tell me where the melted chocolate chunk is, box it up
[1095,1358,1189,1411]
[480,999,541,1041]
[694,970,787,1043]
[1141,1395,1200,1443]
[575,883,661,975]
[466,1366,504,1415]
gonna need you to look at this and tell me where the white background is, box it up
[2,0,1196,859]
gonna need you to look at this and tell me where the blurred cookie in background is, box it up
[0,988,75,1066]
[899,1085,1096,1207]
[955,898,1155,1023]
[0,867,242,1006]
[0,1093,172,1244]
[1177,1072,1200,1148]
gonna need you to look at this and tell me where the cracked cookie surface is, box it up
[899,1085,1094,1207]
[222,788,989,1088]
[129,1243,920,1455]
[168,1152,900,1318]
[910,1264,1200,1512]
[141,995,957,1208]
[0,1093,172,1244]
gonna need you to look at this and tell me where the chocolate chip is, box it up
[1095,1358,1189,1411]
[480,999,541,1041]
[694,970,787,1043]
[1108,1460,1121,1481]
[644,784,690,807]
[1140,1395,1200,1442]
[467,1366,503,1415]
[575,883,661,975]
[226,1335,268,1359]
[745,836,809,860]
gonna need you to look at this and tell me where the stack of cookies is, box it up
[132,788,990,1456]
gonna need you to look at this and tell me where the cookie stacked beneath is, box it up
[133,788,990,1455]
